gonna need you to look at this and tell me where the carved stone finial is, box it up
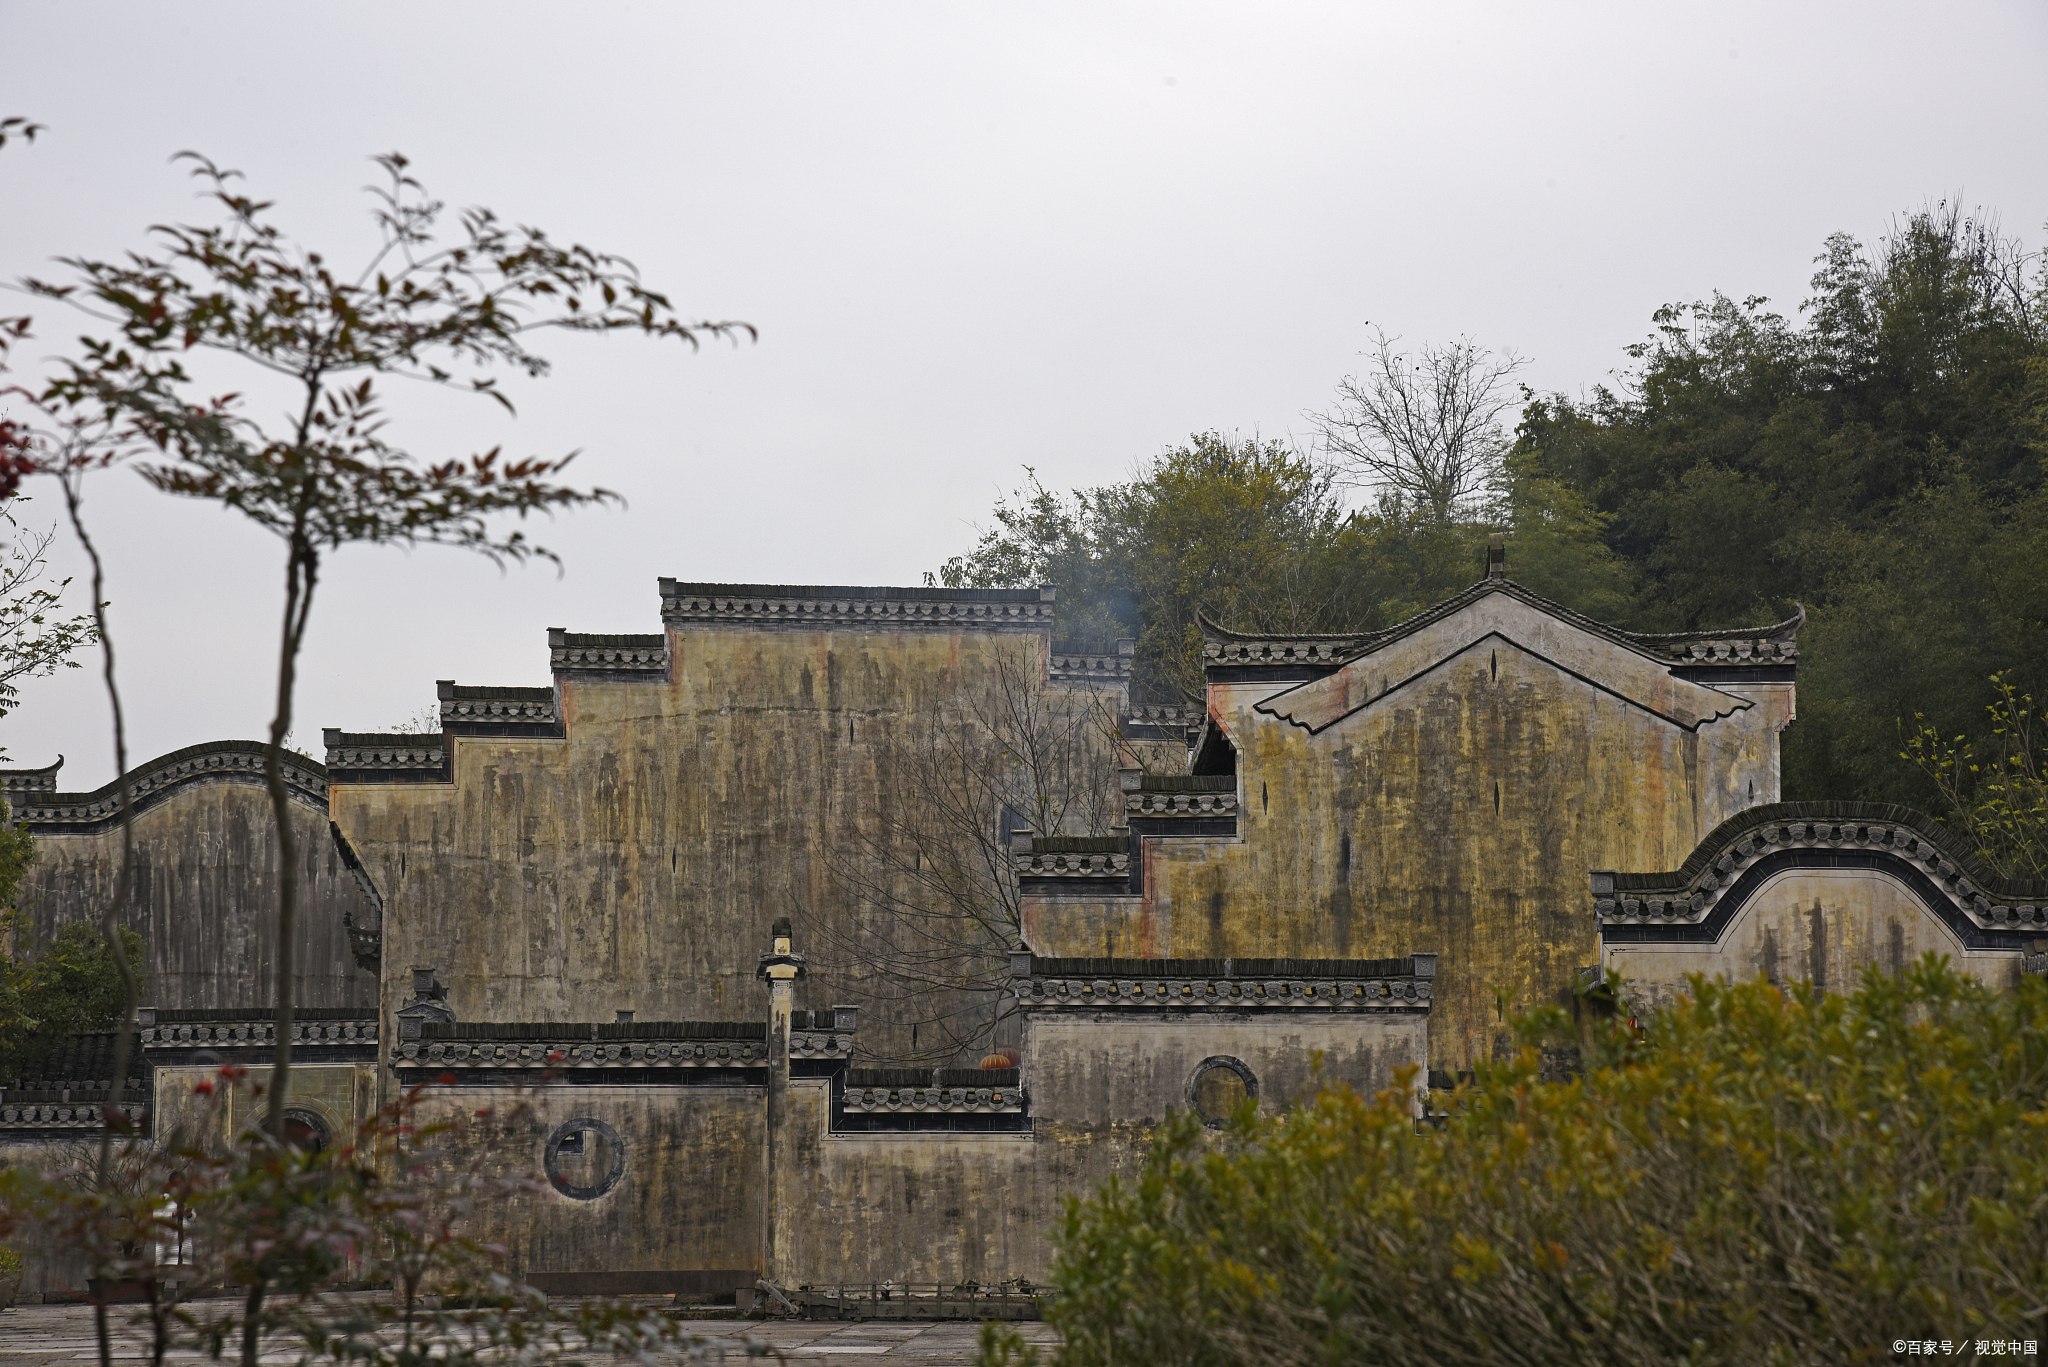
[396,966,455,1024]
[760,919,805,982]
[1486,534,1507,578]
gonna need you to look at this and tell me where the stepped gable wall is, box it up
[2,743,378,1012]
[1024,572,1802,1070]
[325,581,1127,1063]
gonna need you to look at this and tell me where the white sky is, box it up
[3,0,2046,783]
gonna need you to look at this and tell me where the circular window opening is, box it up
[1188,1056,1258,1129]
[544,1118,625,1200]
[281,1108,331,1153]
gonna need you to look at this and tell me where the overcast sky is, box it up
[3,1,2045,784]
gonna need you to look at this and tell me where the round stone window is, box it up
[1188,1056,1258,1129]
[544,1117,625,1200]
[281,1108,331,1153]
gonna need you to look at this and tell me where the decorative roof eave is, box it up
[548,628,668,676]
[1121,702,1203,741]
[1010,953,1436,1012]
[8,741,329,833]
[142,1016,379,1048]
[436,679,561,737]
[659,579,1057,632]
[1594,802,2048,945]
[1013,836,1130,884]
[0,755,63,794]
[389,1034,833,1069]
[1049,640,1134,687]
[844,1084,1024,1114]
[1200,579,1803,674]
[323,730,449,784]
[0,1101,147,1132]
[1126,789,1238,820]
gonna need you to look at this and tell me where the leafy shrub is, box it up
[1039,959,2048,1366]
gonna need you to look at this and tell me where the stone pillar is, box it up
[756,916,804,1282]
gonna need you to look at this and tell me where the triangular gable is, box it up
[1253,590,1752,735]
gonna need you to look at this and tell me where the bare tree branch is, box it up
[798,641,1122,1065]
[1310,328,1529,524]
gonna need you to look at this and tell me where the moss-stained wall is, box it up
[334,614,1117,1061]
[1028,591,1793,1069]
[1607,870,2028,1012]
[21,779,376,1011]
[408,1084,768,1279]
[771,1011,1425,1283]
[151,1063,377,1147]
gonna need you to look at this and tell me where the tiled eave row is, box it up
[1126,790,1237,819]
[1014,848,1129,880]
[142,1018,379,1048]
[1015,975,1432,1011]
[391,1030,850,1069]
[659,579,1056,631]
[844,1085,1025,1114]
[1595,817,2047,932]
[0,1101,146,1129]
[8,742,329,833]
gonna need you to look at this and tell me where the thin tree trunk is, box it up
[58,476,141,1367]
[262,534,316,1138]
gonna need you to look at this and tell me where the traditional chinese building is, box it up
[5,559,2042,1295]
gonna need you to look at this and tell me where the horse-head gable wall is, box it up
[2,743,377,1012]
[1023,571,1802,1069]
[323,580,1121,1064]
[1595,803,2047,1010]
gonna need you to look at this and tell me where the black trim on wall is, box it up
[826,1067,1032,1134]
[1599,848,2034,952]
[394,1067,768,1087]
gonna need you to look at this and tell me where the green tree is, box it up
[942,431,1629,702]
[0,503,100,730]
[1030,960,2048,1367]
[0,913,148,1075]
[1519,203,2048,805]
[18,151,747,1150]
[1901,670,2048,880]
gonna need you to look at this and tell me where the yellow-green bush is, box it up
[1037,959,2048,1366]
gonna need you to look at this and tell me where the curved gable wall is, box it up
[11,748,376,1012]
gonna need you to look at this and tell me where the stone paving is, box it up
[0,1300,1060,1365]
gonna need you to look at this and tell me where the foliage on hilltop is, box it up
[937,432,1625,700]
[1516,203,2048,807]
[944,203,2048,845]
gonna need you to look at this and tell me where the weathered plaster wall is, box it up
[1026,1012,1425,1127]
[333,624,1117,1060]
[1029,594,1792,1068]
[772,1011,1425,1283]
[1606,869,2028,1012]
[151,1063,377,1147]
[21,781,376,1011]
[409,1084,768,1279]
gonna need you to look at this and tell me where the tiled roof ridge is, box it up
[1608,801,2048,902]
[0,755,64,793]
[9,740,328,830]
[1024,954,1422,979]
[326,731,442,748]
[440,682,552,700]
[1200,578,1803,668]
[554,631,663,647]
[660,580,1053,603]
